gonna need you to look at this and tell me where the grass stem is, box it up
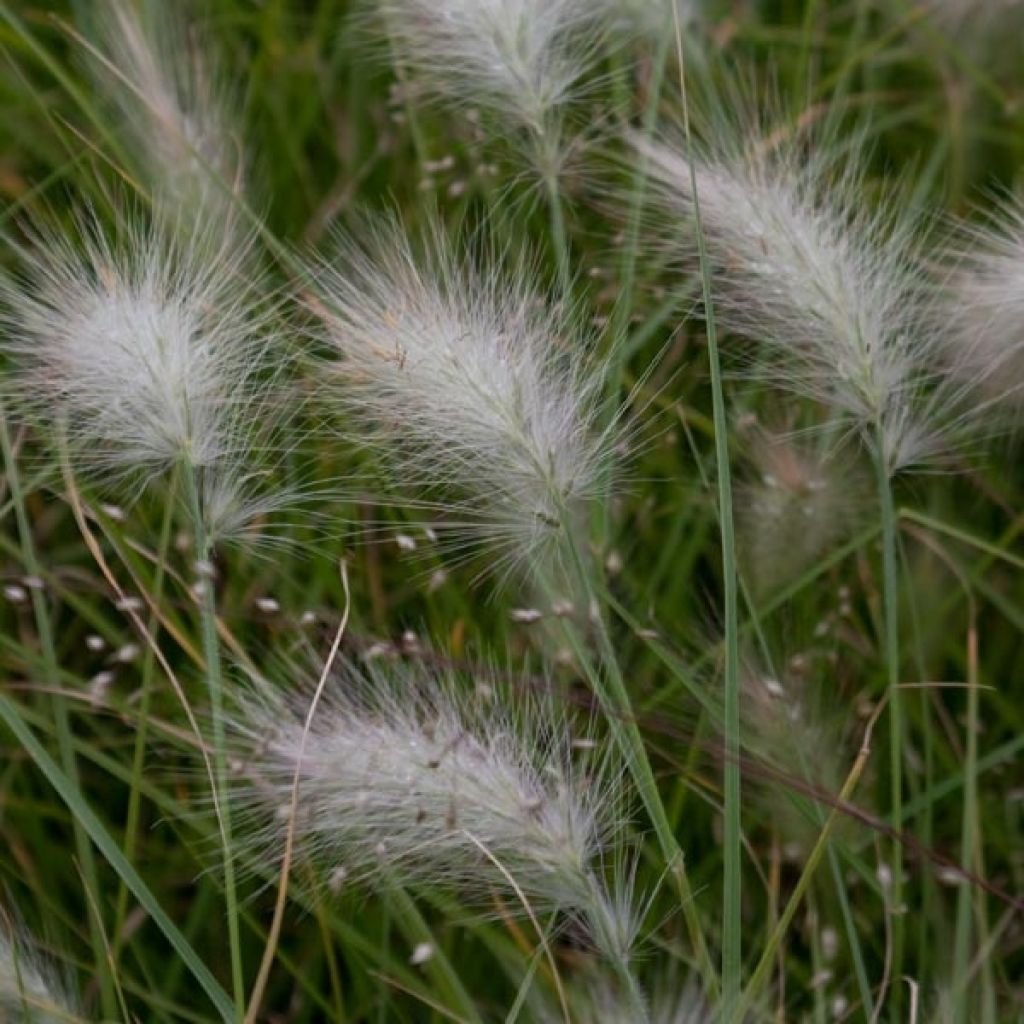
[543,168,572,299]
[952,616,980,1022]
[554,522,718,1000]
[671,8,742,1012]
[113,472,178,965]
[181,460,245,1018]
[874,446,904,1017]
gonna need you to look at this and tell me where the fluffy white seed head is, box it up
[311,217,614,577]
[229,660,631,955]
[941,196,1024,421]
[372,0,600,151]
[93,0,243,232]
[737,421,865,595]
[735,648,856,860]
[636,119,958,473]
[0,927,78,1024]
[0,210,289,543]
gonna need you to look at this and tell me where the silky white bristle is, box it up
[372,0,601,172]
[94,0,243,231]
[0,209,291,544]
[636,118,963,474]
[229,660,633,959]
[0,926,77,1024]
[310,216,616,577]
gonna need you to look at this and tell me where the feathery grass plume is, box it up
[0,923,79,1023]
[229,659,635,961]
[370,0,602,175]
[941,196,1024,422]
[736,418,865,596]
[90,0,243,234]
[738,654,853,843]
[635,110,964,475]
[0,206,290,545]
[310,215,616,579]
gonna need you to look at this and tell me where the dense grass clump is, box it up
[0,1,1021,1022]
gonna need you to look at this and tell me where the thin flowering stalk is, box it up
[182,460,245,1015]
[873,436,905,1003]
[671,16,741,1012]
[111,465,177,972]
[545,171,573,298]
[547,505,717,995]
[243,562,350,1024]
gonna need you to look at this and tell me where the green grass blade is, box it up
[0,691,237,1023]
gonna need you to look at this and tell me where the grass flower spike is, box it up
[230,662,633,961]
[312,216,614,577]
[736,421,863,595]
[637,122,952,474]
[0,210,286,541]
[943,194,1024,418]
[373,0,599,142]
[371,0,602,287]
[93,0,243,232]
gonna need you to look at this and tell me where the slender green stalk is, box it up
[113,476,178,965]
[795,0,821,98]
[874,446,904,1016]
[181,460,245,1017]
[672,12,742,1011]
[553,518,718,999]
[0,411,116,1018]
[826,845,874,1022]
[952,619,979,1023]
[543,168,572,298]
